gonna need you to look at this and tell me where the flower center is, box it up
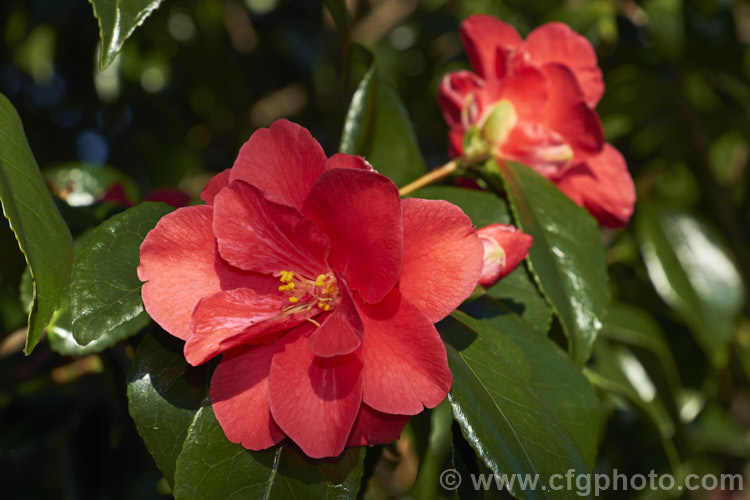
[277,271,339,317]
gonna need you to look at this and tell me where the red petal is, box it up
[555,144,636,228]
[327,153,372,171]
[476,224,533,287]
[309,283,364,357]
[230,119,328,210]
[302,169,402,304]
[541,63,604,161]
[460,14,522,79]
[138,205,275,340]
[210,343,286,450]
[496,49,548,122]
[201,169,232,205]
[213,180,330,278]
[525,22,604,108]
[437,71,485,129]
[500,122,573,178]
[185,288,289,366]
[399,198,484,322]
[268,325,363,458]
[346,404,410,447]
[357,290,452,415]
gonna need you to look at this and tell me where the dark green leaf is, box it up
[341,61,426,187]
[71,202,173,345]
[587,340,681,471]
[173,405,365,500]
[482,268,552,335]
[635,203,744,367]
[441,311,592,498]
[127,331,210,487]
[496,161,608,365]
[90,0,165,69]
[0,93,73,354]
[323,0,351,43]
[601,303,682,404]
[447,307,599,470]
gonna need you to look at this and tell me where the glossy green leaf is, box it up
[173,405,365,500]
[127,331,210,486]
[587,340,680,471]
[496,161,608,365]
[0,93,73,354]
[441,311,592,498]
[48,296,151,356]
[43,162,140,207]
[71,202,173,345]
[636,203,744,367]
[341,61,426,187]
[601,303,682,421]
[447,306,599,470]
[90,0,165,69]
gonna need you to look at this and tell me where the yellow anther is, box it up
[326,284,334,294]
[317,302,325,309]
[315,274,326,286]
[317,302,330,311]
[278,283,295,291]
[288,296,299,303]
[323,303,330,311]
[279,271,294,283]
[286,282,294,289]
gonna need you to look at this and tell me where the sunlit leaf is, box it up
[89,0,166,69]
[495,161,608,365]
[341,53,426,187]
[0,93,73,354]
[636,203,744,367]
[70,202,173,345]
[442,311,593,498]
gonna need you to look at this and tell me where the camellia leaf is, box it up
[495,161,608,365]
[127,331,210,486]
[341,57,426,187]
[587,339,681,471]
[71,202,173,345]
[0,93,73,354]
[601,302,682,425]
[636,203,744,367]
[441,311,593,498]
[128,331,366,496]
[173,406,365,500]
[89,0,166,69]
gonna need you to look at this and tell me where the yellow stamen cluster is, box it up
[277,270,337,311]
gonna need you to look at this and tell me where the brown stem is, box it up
[398,153,491,197]
[398,160,459,196]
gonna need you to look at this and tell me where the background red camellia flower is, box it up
[137,119,485,459]
[438,14,636,228]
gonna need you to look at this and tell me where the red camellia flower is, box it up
[476,224,533,287]
[138,119,484,458]
[438,14,636,228]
